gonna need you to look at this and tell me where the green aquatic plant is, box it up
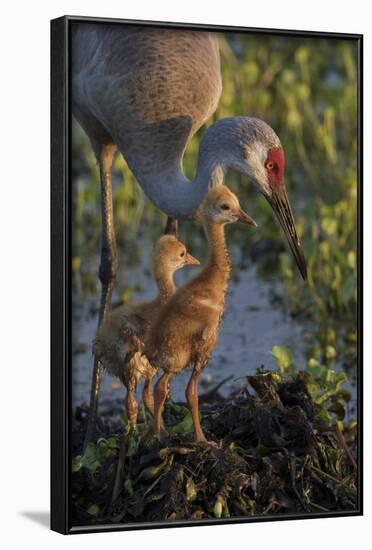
[270,345,351,427]
[72,437,118,473]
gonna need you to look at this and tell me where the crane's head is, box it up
[219,116,308,281]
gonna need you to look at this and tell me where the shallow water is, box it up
[72,259,308,409]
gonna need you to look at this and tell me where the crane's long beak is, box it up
[267,186,307,281]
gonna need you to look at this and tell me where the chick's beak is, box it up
[185,253,200,266]
[236,208,257,227]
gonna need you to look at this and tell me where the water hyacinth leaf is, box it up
[316,406,332,425]
[106,436,118,449]
[337,388,351,402]
[72,455,83,473]
[81,442,101,472]
[327,401,346,420]
[271,345,295,374]
[77,438,117,473]
[126,430,140,457]
[168,402,190,416]
[97,438,117,462]
[168,410,195,434]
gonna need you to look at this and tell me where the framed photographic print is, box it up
[51,15,362,534]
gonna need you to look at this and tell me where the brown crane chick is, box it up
[93,235,200,426]
[145,185,257,446]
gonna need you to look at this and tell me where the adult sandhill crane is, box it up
[71,23,307,446]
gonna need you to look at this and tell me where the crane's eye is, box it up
[265,161,275,171]
[180,250,185,258]
[220,203,230,210]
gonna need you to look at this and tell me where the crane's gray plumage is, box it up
[72,24,282,218]
[72,25,221,215]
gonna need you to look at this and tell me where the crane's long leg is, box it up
[186,359,217,447]
[153,372,172,440]
[164,217,178,236]
[83,143,118,450]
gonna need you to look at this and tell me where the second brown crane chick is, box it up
[93,235,200,426]
[145,185,257,445]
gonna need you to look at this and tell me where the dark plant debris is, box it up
[71,364,357,526]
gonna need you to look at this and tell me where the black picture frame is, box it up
[51,15,363,535]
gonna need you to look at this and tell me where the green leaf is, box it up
[80,439,117,473]
[87,504,100,516]
[325,345,336,360]
[137,459,168,482]
[214,497,223,519]
[316,406,332,425]
[169,410,194,434]
[186,477,198,502]
[327,401,346,420]
[72,455,83,473]
[271,345,294,374]
[126,430,140,457]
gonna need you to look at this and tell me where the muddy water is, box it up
[72,256,307,410]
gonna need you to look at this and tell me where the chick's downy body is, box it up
[145,186,256,444]
[146,228,229,375]
[93,235,199,425]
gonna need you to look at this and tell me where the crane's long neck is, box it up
[122,119,245,220]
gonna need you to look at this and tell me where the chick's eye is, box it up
[220,203,230,211]
[180,250,185,258]
[265,161,275,171]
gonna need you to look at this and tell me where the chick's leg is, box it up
[112,384,137,503]
[186,359,217,447]
[154,372,172,439]
[143,375,155,416]
[125,386,138,426]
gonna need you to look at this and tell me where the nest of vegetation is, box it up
[71,370,358,526]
